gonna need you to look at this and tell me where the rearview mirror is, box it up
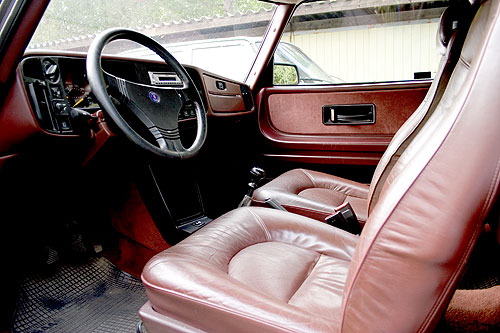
[273,63,299,85]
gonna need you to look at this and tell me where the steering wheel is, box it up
[87,28,207,159]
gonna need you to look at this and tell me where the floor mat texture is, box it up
[13,256,147,333]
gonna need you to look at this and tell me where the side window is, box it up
[274,0,449,85]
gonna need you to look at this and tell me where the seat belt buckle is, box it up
[325,202,361,235]
[264,197,287,211]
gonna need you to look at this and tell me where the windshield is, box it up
[29,0,276,82]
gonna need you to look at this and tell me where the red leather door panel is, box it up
[257,81,429,165]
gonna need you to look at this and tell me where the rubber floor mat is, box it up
[13,256,147,333]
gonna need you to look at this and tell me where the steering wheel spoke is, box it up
[87,28,207,159]
[149,126,185,153]
[149,126,186,152]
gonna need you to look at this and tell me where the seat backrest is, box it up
[341,0,500,331]
[367,0,476,214]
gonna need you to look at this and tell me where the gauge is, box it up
[66,83,96,108]
[67,85,86,105]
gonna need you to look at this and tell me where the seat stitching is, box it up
[300,169,317,188]
[143,252,216,275]
[346,193,369,200]
[142,278,303,333]
[322,186,367,198]
[459,54,471,69]
[298,188,348,203]
[246,207,272,241]
[287,253,322,304]
[300,169,369,199]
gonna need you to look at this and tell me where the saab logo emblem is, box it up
[149,91,160,104]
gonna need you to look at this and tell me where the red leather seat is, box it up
[253,168,369,223]
[140,0,500,331]
[252,3,471,223]
[142,208,358,332]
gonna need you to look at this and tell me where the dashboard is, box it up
[17,54,254,138]
[0,51,258,247]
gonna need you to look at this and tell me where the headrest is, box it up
[436,0,475,55]
[436,6,458,55]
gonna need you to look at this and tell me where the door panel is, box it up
[257,81,430,165]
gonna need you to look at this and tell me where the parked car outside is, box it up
[120,36,342,84]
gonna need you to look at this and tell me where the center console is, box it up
[136,158,212,245]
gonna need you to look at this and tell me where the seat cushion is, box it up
[253,168,369,223]
[141,207,359,333]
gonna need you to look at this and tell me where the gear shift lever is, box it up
[238,167,266,207]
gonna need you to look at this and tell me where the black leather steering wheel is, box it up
[87,28,207,159]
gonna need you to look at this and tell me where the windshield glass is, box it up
[29,0,276,82]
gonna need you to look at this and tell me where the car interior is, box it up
[1,0,500,332]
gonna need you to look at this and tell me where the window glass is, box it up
[29,0,275,82]
[191,40,259,81]
[276,0,449,85]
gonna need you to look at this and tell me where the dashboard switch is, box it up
[51,86,62,98]
[55,102,67,111]
[216,81,226,91]
[54,101,72,115]
[56,116,72,131]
